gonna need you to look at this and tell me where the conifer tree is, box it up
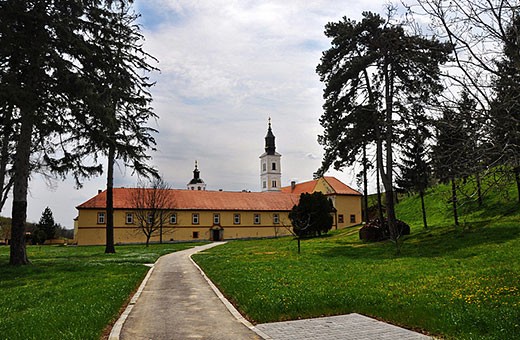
[397,128,431,229]
[0,1,158,265]
[489,15,520,204]
[432,94,476,227]
[37,207,58,242]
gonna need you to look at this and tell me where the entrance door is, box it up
[212,229,221,241]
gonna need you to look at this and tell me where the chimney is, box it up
[291,181,296,191]
[98,189,102,195]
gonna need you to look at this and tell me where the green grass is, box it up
[193,178,520,339]
[0,242,203,340]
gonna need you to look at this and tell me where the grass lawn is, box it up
[193,179,520,339]
[0,242,204,340]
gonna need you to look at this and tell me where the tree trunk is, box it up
[376,157,384,222]
[420,190,428,229]
[451,177,459,227]
[515,167,520,205]
[362,143,369,223]
[159,214,163,244]
[0,106,12,211]
[10,108,33,265]
[382,56,398,247]
[476,172,483,207]
[105,144,116,254]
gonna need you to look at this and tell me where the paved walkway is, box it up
[111,242,432,340]
[256,314,430,340]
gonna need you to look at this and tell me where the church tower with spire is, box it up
[260,118,281,192]
[187,161,206,190]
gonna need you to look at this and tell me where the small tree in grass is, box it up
[289,192,334,253]
[35,207,58,243]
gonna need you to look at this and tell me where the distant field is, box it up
[194,176,520,339]
[0,242,203,340]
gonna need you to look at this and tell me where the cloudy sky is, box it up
[3,0,396,227]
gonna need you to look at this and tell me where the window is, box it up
[273,213,279,224]
[350,214,356,223]
[272,180,277,188]
[213,213,220,225]
[126,213,133,224]
[262,163,267,172]
[197,186,201,190]
[234,214,241,225]
[338,214,344,223]
[192,231,199,239]
[272,162,276,170]
[97,212,105,224]
[170,213,177,224]
[254,213,261,224]
[192,213,199,225]
[263,181,267,189]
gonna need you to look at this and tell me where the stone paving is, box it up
[255,314,431,340]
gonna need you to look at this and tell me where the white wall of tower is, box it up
[260,153,281,192]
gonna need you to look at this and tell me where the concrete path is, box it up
[117,242,260,340]
[112,242,432,340]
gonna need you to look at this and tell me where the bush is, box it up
[359,218,410,242]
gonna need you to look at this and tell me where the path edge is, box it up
[108,263,155,340]
[189,246,273,340]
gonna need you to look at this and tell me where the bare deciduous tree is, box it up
[409,0,520,203]
[131,178,174,246]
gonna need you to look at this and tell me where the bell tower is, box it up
[260,118,281,192]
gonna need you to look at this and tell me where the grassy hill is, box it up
[194,176,520,339]
[395,175,519,229]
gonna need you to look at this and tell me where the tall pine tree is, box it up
[317,11,451,251]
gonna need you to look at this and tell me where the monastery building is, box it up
[74,122,362,245]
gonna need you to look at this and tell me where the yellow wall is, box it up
[311,177,362,229]
[314,178,335,195]
[75,184,362,246]
[332,195,362,229]
[76,209,294,245]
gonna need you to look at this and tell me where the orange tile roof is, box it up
[77,188,300,211]
[322,177,362,195]
[280,180,317,194]
[281,177,361,196]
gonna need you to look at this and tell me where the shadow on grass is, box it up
[317,222,520,260]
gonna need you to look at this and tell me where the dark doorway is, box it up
[212,229,221,241]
